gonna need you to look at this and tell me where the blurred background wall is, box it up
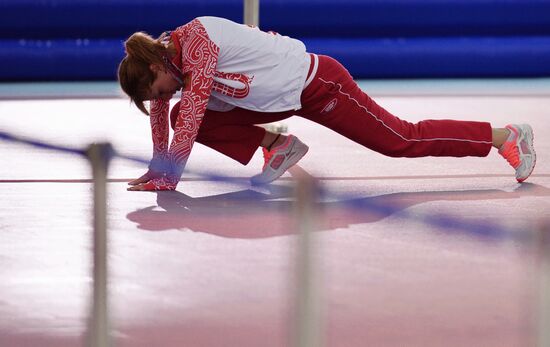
[1,0,550,81]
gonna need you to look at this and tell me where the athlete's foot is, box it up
[498,124,536,182]
[251,135,309,185]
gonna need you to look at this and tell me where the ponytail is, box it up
[118,32,168,115]
[125,32,165,65]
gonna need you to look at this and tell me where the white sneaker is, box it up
[251,135,309,185]
[498,124,536,182]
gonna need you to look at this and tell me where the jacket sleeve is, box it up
[146,19,220,190]
[148,99,170,173]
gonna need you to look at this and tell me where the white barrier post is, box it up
[537,222,550,347]
[244,0,259,26]
[293,176,323,347]
[243,0,288,135]
[86,143,113,347]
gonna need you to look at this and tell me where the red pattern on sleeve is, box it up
[148,19,220,191]
[148,99,170,172]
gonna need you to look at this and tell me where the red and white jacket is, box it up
[146,16,310,190]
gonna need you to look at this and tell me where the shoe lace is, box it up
[262,147,274,170]
[501,142,520,169]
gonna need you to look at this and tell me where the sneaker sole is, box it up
[251,143,309,185]
[516,124,536,183]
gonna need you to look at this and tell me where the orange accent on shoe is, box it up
[270,155,285,170]
[261,136,291,170]
[498,127,520,168]
[261,147,272,170]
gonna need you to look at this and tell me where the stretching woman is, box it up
[118,16,536,191]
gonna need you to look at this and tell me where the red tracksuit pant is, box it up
[170,55,493,165]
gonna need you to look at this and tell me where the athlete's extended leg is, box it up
[297,55,493,158]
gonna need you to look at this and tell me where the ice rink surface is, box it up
[1,80,550,346]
